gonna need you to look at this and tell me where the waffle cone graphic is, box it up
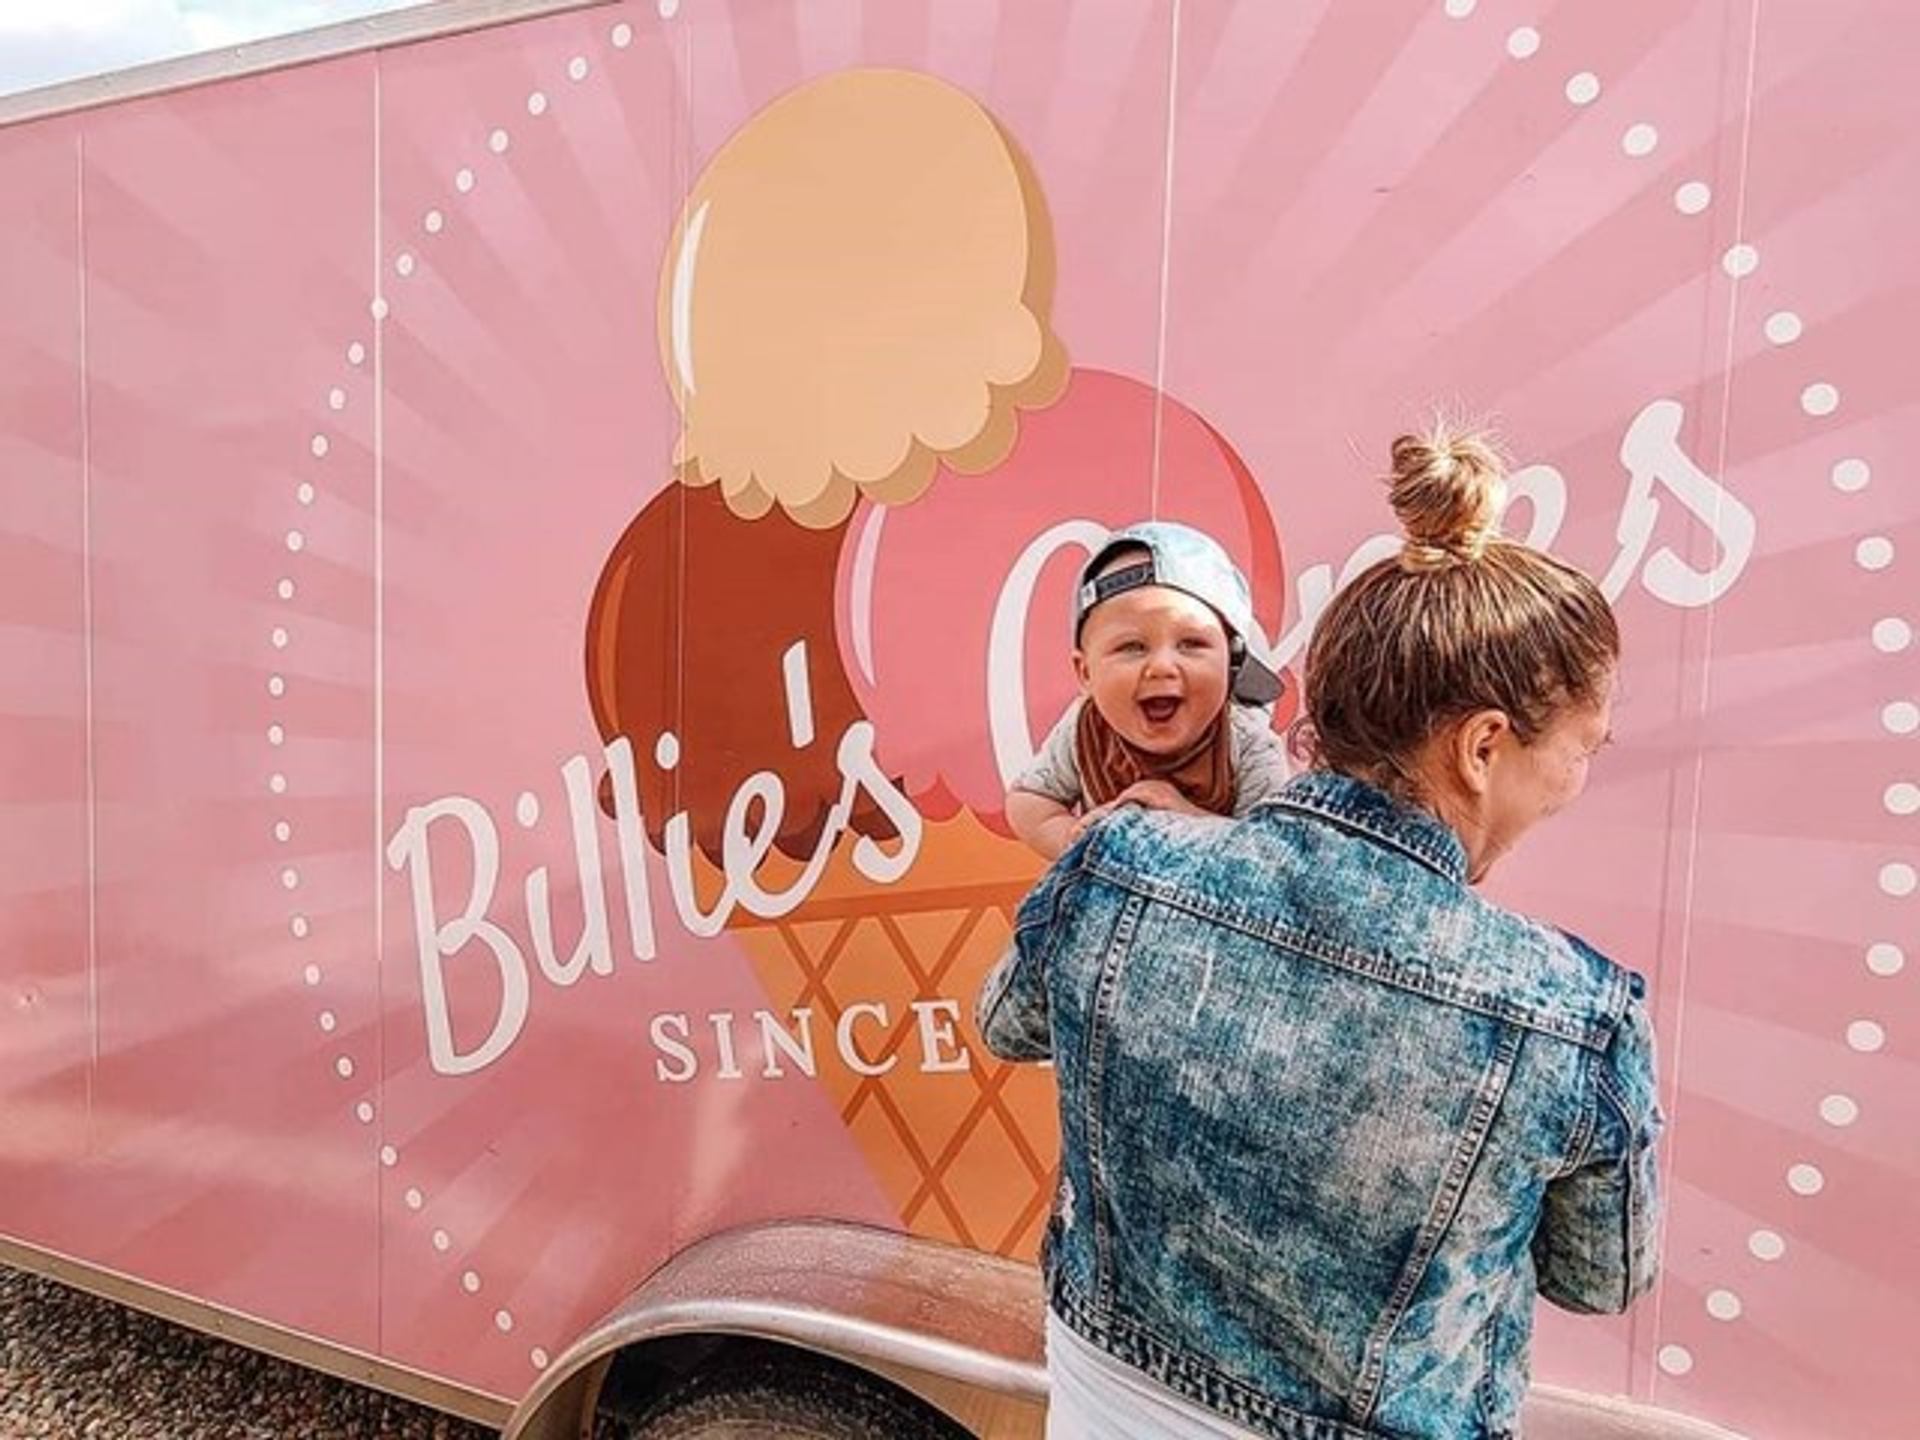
[718,811,1060,1260]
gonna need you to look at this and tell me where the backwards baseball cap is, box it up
[1074,520,1283,706]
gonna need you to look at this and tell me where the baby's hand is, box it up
[1067,800,1118,844]
[1112,779,1202,815]
[1068,781,1204,842]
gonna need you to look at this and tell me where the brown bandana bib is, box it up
[1073,700,1236,816]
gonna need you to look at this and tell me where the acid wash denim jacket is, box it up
[977,771,1663,1440]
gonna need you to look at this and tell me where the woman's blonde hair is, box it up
[1293,423,1619,796]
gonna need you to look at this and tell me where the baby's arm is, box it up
[1007,789,1083,861]
[1008,701,1090,861]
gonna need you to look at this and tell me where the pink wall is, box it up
[0,2,1913,1434]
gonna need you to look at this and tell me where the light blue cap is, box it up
[1074,521,1282,705]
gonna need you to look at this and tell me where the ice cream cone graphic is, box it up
[586,68,1277,1261]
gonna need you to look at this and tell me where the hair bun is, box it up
[1386,424,1506,568]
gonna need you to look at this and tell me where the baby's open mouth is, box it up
[1138,696,1182,724]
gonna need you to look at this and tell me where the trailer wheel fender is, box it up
[501,1219,1046,1440]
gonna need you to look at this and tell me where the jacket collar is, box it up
[1271,770,1470,886]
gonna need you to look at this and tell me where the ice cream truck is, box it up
[0,0,1913,1435]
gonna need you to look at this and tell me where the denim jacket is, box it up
[977,771,1663,1440]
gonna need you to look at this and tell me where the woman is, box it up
[978,427,1662,1440]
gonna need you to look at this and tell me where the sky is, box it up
[0,0,426,97]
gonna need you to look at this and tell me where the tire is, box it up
[621,1349,973,1440]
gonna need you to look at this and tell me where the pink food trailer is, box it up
[1,0,1913,1435]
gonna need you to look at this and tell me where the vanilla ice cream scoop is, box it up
[659,67,1065,528]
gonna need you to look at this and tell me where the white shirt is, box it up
[1046,1314,1260,1440]
[1013,698,1290,817]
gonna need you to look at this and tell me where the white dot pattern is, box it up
[1788,1163,1825,1196]
[1832,458,1871,492]
[1621,123,1659,157]
[1706,1289,1743,1321]
[1867,942,1905,976]
[1749,1229,1786,1261]
[462,1271,481,1293]
[1564,72,1600,105]
[1722,243,1759,278]
[1847,1019,1886,1051]
[1658,1345,1694,1376]
[1855,537,1894,571]
[1885,782,1919,816]
[1878,865,1916,898]
[1506,26,1540,59]
[1764,311,1803,345]
[1800,382,1840,416]
[1872,619,1912,653]
[1674,181,1712,215]
[1819,1094,1859,1127]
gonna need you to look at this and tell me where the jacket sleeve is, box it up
[1533,985,1665,1315]
[974,833,1094,1064]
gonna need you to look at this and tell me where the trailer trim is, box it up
[0,0,613,129]
[0,1231,512,1428]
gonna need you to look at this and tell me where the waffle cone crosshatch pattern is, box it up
[721,814,1057,1260]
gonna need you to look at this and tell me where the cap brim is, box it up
[1232,656,1284,707]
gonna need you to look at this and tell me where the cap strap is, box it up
[1078,560,1158,616]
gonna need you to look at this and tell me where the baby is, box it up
[1007,521,1289,860]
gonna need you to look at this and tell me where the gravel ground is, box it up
[0,1265,496,1439]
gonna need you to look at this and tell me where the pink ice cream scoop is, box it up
[834,367,1288,833]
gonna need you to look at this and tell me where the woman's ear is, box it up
[1451,708,1513,796]
[1072,648,1093,691]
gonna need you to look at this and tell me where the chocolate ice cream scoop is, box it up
[585,481,899,864]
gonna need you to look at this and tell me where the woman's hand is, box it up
[1069,780,1209,842]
